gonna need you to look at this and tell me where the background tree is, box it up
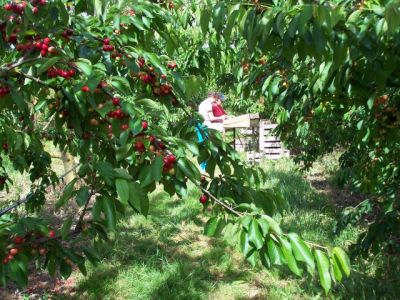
[0,0,351,294]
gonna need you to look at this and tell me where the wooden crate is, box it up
[259,120,289,159]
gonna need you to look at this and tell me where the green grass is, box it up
[63,158,400,299]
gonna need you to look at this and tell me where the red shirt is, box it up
[212,104,227,123]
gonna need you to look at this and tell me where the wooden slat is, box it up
[223,113,260,128]
[263,148,283,154]
[263,142,281,147]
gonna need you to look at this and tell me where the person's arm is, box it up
[218,104,228,116]
[208,111,227,121]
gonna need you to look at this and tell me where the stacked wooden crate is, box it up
[259,121,290,159]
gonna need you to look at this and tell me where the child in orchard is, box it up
[196,92,227,171]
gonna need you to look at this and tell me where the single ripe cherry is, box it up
[112,97,120,106]
[43,37,51,45]
[199,194,208,204]
[134,141,145,153]
[103,38,110,45]
[120,124,129,131]
[142,120,148,130]
[9,248,19,255]
[49,230,56,238]
[81,85,90,93]
[13,236,24,244]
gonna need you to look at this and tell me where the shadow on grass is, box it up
[73,191,254,300]
[262,159,400,299]
[73,161,400,300]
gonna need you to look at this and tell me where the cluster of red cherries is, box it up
[47,67,76,79]
[2,230,56,265]
[102,37,115,52]
[4,0,46,16]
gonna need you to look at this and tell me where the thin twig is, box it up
[200,186,242,217]
[0,163,81,217]
[42,113,56,131]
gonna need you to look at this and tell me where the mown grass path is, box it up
[64,159,400,299]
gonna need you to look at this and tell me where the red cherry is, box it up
[39,0,46,5]
[9,248,19,255]
[149,136,156,143]
[68,69,75,77]
[61,70,69,78]
[82,132,91,140]
[161,74,167,79]
[40,50,47,56]
[13,236,24,244]
[49,230,56,238]
[81,85,90,93]
[142,120,148,130]
[4,3,12,10]
[7,254,14,261]
[32,6,39,14]
[112,97,120,106]
[199,194,208,204]
[114,109,123,119]
[134,142,145,153]
[2,258,8,264]
[166,154,176,164]
[120,124,129,131]
[35,41,42,49]
[43,37,51,45]
[103,38,110,45]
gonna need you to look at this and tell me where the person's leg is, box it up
[195,123,208,172]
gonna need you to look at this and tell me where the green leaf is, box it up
[267,238,282,265]
[240,229,253,257]
[60,260,73,279]
[110,76,132,94]
[332,247,351,277]
[260,215,282,235]
[288,233,315,272]
[248,219,264,250]
[116,144,132,162]
[257,218,270,236]
[204,217,219,236]
[116,178,129,204]
[315,249,332,295]
[280,237,302,276]
[177,158,200,181]
[200,9,211,35]
[75,58,92,76]
[98,197,116,230]
[55,178,77,210]
[151,156,163,182]
[128,182,149,216]
[212,3,227,33]
[114,168,132,180]
[61,217,73,239]
[37,57,62,75]
[75,186,90,207]
[332,256,343,282]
